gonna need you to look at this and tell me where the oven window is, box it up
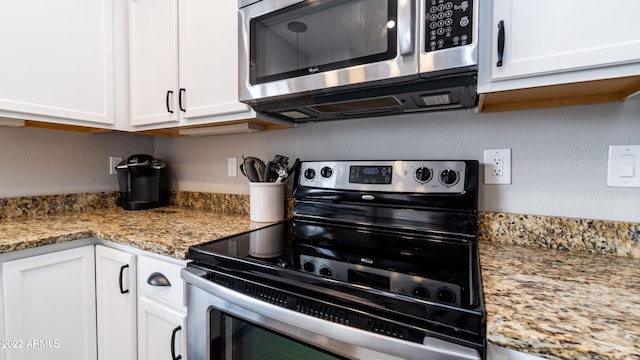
[211,312,345,360]
[250,0,397,84]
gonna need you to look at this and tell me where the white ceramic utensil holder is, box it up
[249,182,285,222]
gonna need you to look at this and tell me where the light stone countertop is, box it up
[0,207,269,259]
[479,241,640,360]
[1,206,638,359]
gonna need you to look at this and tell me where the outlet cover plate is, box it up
[484,149,511,184]
[228,157,238,177]
[109,156,122,175]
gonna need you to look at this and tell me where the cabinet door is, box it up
[177,0,252,124]
[1,246,97,360]
[129,0,180,126]
[491,0,640,81]
[0,0,115,125]
[138,296,186,360]
[95,245,137,360]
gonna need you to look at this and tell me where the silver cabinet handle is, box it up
[147,272,171,287]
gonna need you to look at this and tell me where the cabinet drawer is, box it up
[138,255,185,308]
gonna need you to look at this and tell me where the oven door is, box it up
[182,267,481,360]
[238,0,419,103]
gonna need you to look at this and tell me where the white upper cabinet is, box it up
[129,0,179,127]
[0,0,116,126]
[129,0,253,129]
[479,0,640,94]
[178,0,252,124]
[489,0,640,82]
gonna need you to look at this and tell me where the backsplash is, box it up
[479,212,640,258]
[0,192,119,219]
[168,191,249,214]
[1,192,638,258]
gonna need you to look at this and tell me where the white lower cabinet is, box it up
[1,246,97,360]
[95,245,137,360]
[0,242,187,360]
[137,255,187,360]
[137,296,186,360]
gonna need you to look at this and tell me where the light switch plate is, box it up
[607,145,640,187]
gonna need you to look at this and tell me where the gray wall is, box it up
[1,101,638,222]
[0,127,154,197]
[155,101,640,223]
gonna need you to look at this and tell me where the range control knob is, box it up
[411,286,430,299]
[319,267,332,277]
[304,168,316,180]
[320,166,333,178]
[414,167,432,183]
[303,261,315,273]
[439,169,459,186]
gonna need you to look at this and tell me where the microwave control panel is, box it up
[425,0,474,52]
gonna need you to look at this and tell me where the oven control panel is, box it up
[300,255,461,306]
[299,160,467,193]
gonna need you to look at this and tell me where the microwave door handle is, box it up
[398,0,415,56]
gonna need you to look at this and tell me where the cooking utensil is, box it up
[244,159,261,182]
[283,158,300,182]
[273,162,287,183]
[263,161,273,182]
[241,156,268,182]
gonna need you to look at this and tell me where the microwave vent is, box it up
[278,110,314,120]
[309,96,401,114]
[422,93,452,107]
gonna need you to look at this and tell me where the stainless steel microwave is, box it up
[238,0,478,123]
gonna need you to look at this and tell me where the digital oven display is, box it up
[349,166,392,184]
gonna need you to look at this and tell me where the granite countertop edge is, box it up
[1,207,638,360]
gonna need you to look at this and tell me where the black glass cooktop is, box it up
[188,218,479,309]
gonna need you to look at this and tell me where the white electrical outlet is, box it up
[484,149,511,184]
[228,157,237,177]
[109,156,123,175]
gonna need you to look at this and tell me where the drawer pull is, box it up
[119,264,129,294]
[171,325,182,360]
[147,272,171,287]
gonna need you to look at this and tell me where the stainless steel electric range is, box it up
[182,160,485,360]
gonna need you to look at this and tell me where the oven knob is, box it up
[436,288,456,304]
[304,168,316,180]
[303,261,315,273]
[439,169,459,186]
[411,286,430,299]
[320,166,333,178]
[414,167,432,183]
[319,267,332,277]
